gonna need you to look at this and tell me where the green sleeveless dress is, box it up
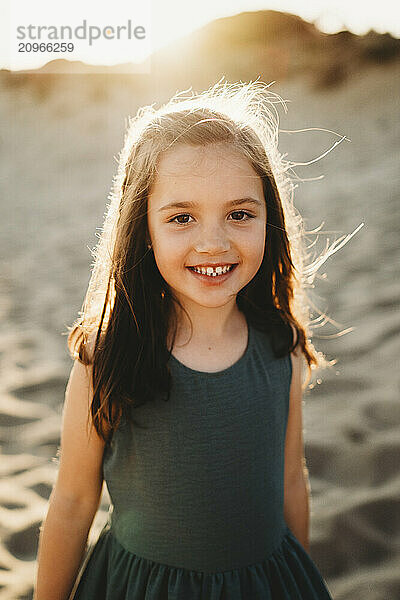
[71,320,333,599]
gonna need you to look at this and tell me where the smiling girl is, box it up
[148,142,267,372]
[34,80,335,599]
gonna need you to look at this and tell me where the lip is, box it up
[186,263,238,285]
[187,263,237,268]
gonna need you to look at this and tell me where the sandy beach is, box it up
[0,11,399,599]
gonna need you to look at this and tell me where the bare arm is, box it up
[284,472,310,552]
[33,489,101,600]
[283,346,311,552]
[33,349,107,600]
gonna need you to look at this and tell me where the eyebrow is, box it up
[158,197,263,212]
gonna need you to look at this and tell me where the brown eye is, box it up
[230,210,255,221]
[170,214,193,225]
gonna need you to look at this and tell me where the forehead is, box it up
[148,143,263,201]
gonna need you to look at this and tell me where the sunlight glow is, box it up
[2,0,399,71]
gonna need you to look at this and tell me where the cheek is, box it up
[154,230,188,258]
[152,239,184,277]
[241,224,266,260]
[243,234,266,279]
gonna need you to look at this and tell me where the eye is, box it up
[169,213,193,225]
[229,210,255,222]
[168,210,256,226]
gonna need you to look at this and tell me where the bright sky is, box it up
[2,0,399,71]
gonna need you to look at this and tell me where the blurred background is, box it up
[0,1,399,598]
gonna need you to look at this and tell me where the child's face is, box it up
[147,143,266,313]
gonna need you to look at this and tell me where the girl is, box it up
[34,80,338,599]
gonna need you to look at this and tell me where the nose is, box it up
[193,228,231,255]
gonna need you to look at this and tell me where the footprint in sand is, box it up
[4,521,42,561]
[362,399,400,431]
[10,376,66,408]
[29,482,53,500]
[1,500,26,509]
[310,495,400,579]
[306,442,340,484]
[0,414,40,427]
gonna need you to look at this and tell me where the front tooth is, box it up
[193,266,235,276]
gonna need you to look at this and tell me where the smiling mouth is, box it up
[187,264,238,277]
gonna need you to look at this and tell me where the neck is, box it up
[171,299,246,346]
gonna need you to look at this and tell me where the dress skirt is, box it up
[71,521,333,600]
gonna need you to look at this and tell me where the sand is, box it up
[0,19,399,599]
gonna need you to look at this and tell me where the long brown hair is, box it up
[66,80,333,443]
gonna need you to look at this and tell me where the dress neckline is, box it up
[168,318,252,377]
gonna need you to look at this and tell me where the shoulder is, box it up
[73,328,116,434]
[289,345,303,393]
[288,322,301,359]
[251,326,293,391]
[75,328,104,365]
